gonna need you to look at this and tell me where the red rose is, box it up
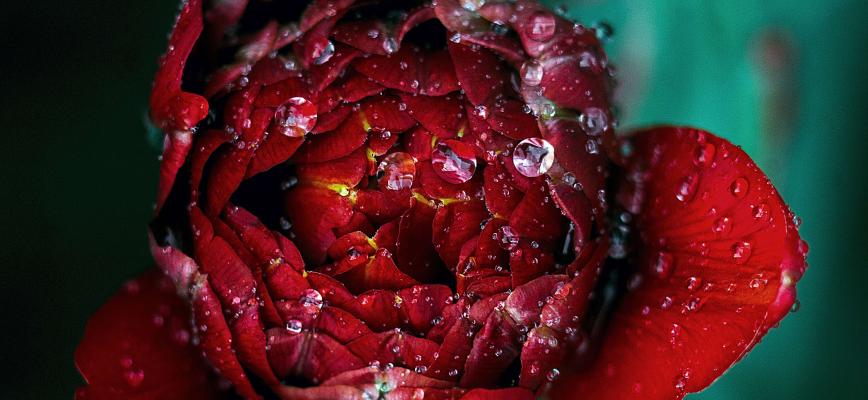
[75,1,808,399]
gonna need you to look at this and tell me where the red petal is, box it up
[487,98,540,140]
[75,270,225,400]
[292,112,369,163]
[265,328,365,383]
[285,187,354,264]
[447,41,510,105]
[149,0,208,132]
[399,92,466,139]
[553,127,806,399]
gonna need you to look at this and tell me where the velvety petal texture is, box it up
[75,1,807,400]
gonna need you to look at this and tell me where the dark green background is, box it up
[1,1,865,398]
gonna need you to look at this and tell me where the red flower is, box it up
[75,1,808,399]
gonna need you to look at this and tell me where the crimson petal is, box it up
[553,127,806,399]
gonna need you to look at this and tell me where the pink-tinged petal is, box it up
[285,186,354,264]
[552,127,806,400]
[505,275,567,327]
[75,270,226,400]
[265,328,365,383]
[149,0,208,132]
[292,112,369,163]
[191,274,261,399]
[156,130,193,213]
[148,231,199,292]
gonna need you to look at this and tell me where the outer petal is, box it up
[74,270,224,400]
[552,127,807,399]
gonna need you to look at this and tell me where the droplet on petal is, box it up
[286,319,303,333]
[520,60,544,86]
[525,11,556,42]
[731,241,752,264]
[378,152,417,191]
[654,251,674,279]
[712,216,732,235]
[513,138,555,177]
[460,0,486,11]
[123,369,145,388]
[497,225,520,251]
[313,40,335,65]
[578,107,608,136]
[730,177,749,198]
[431,140,477,184]
[275,97,317,137]
[300,288,324,314]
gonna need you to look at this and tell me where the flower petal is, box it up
[552,127,806,399]
[74,270,225,400]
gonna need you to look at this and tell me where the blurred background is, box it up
[1,0,865,398]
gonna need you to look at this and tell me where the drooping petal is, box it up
[75,270,226,400]
[552,127,806,399]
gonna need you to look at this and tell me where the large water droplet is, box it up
[525,11,556,41]
[513,138,555,177]
[693,143,716,167]
[275,97,317,137]
[300,289,323,314]
[730,177,749,198]
[546,368,561,381]
[731,241,752,264]
[431,140,477,184]
[578,107,608,136]
[378,152,416,190]
[520,60,544,86]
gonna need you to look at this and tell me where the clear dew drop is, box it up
[459,0,486,11]
[377,152,416,191]
[525,11,556,41]
[286,319,303,333]
[312,40,335,65]
[731,241,752,264]
[752,202,770,222]
[712,216,732,235]
[693,143,716,167]
[654,251,674,279]
[675,173,699,202]
[686,276,702,292]
[497,225,520,251]
[382,37,399,54]
[578,107,608,136]
[520,60,544,86]
[431,141,477,184]
[123,368,145,388]
[730,177,749,198]
[275,97,317,137]
[592,21,614,42]
[300,288,324,314]
[546,368,561,381]
[512,138,555,177]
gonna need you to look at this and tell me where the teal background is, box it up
[1,0,866,398]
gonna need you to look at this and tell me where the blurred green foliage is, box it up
[0,1,865,398]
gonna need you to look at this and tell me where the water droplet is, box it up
[748,274,768,289]
[525,11,556,42]
[591,21,613,42]
[546,368,561,381]
[312,40,335,65]
[730,177,749,198]
[731,241,752,264]
[790,299,801,313]
[674,369,691,393]
[448,369,459,377]
[675,173,699,202]
[414,365,428,374]
[497,225,520,251]
[382,37,399,54]
[286,319,303,333]
[752,202,770,222]
[686,276,702,291]
[377,152,416,191]
[693,143,716,167]
[578,107,608,136]
[431,140,477,184]
[274,97,317,137]
[712,216,732,235]
[300,289,323,314]
[123,369,145,388]
[654,251,674,279]
[585,139,600,154]
[512,138,555,177]
[520,60,544,86]
[460,0,486,11]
